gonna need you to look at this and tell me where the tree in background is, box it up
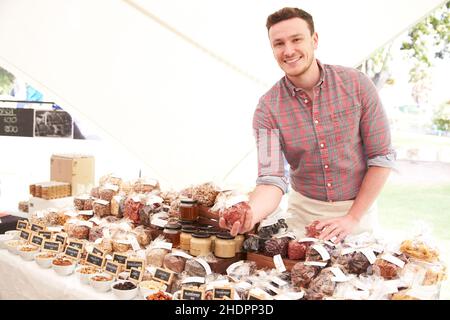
[401,0,449,108]
[0,66,15,95]
[359,1,449,96]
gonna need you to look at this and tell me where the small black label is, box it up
[65,246,81,259]
[20,230,31,241]
[113,253,127,265]
[31,224,44,232]
[31,235,44,246]
[86,253,104,268]
[38,231,52,240]
[43,240,60,252]
[181,289,203,300]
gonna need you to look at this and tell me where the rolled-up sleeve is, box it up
[253,99,289,194]
[358,72,396,169]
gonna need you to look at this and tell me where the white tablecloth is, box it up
[0,248,141,300]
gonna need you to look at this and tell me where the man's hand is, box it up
[316,215,359,243]
[219,207,254,236]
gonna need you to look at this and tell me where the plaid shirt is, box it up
[253,60,395,202]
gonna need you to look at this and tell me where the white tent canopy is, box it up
[0,0,445,190]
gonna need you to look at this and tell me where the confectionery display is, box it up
[1,174,446,300]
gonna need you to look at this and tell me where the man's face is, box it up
[269,18,318,78]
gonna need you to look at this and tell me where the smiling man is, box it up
[220,7,395,243]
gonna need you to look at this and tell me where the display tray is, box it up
[246,252,298,272]
[209,252,246,274]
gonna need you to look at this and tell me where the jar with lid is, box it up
[179,198,199,222]
[189,232,212,257]
[234,234,245,253]
[214,232,236,258]
[180,226,197,251]
[208,229,219,252]
[163,222,182,247]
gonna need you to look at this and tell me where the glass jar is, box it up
[179,198,199,222]
[189,232,212,257]
[214,232,236,258]
[180,226,197,251]
[163,222,182,247]
[234,234,245,253]
[208,230,219,252]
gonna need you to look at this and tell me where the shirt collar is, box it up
[284,59,325,96]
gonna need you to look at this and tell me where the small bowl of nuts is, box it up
[145,290,173,300]
[0,234,15,249]
[139,280,167,299]
[89,273,114,292]
[35,252,57,268]
[5,239,26,255]
[52,257,76,276]
[111,280,138,300]
[18,244,40,261]
[76,266,100,284]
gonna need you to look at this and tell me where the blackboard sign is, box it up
[65,246,81,260]
[153,268,174,285]
[85,253,104,268]
[38,231,52,240]
[16,219,28,230]
[125,259,144,271]
[34,110,72,138]
[181,288,204,300]
[31,234,44,247]
[68,240,84,251]
[55,234,67,247]
[31,223,45,232]
[129,267,143,283]
[43,240,61,252]
[113,253,127,265]
[92,247,105,257]
[104,261,120,278]
[20,230,31,242]
[0,107,34,137]
[213,287,234,300]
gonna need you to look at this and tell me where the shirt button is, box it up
[327,183,332,187]
[304,99,308,103]
[314,120,319,124]
[324,164,329,169]
[320,143,325,148]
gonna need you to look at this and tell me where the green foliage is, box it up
[400,1,450,83]
[0,66,15,95]
[433,101,450,131]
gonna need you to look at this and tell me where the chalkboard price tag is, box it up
[104,261,120,278]
[30,234,44,247]
[85,253,105,268]
[64,246,81,260]
[20,229,31,242]
[181,288,204,300]
[0,107,34,137]
[67,240,85,252]
[43,240,61,253]
[92,247,105,257]
[31,223,45,232]
[38,231,53,240]
[113,253,128,265]
[129,267,143,283]
[213,287,234,300]
[153,267,174,285]
[125,258,145,271]
[16,219,29,230]
[55,234,67,247]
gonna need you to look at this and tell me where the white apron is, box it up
[286,190,379,239]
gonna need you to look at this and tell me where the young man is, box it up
[219,7,395,243]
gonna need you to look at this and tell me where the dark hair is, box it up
[266,7,314,35]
